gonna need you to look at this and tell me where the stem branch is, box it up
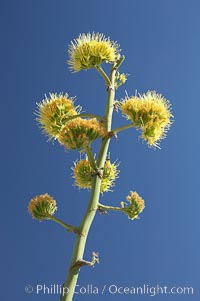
[67,113,105,122]
[112,123,135,135]
[50,217,79,234]
[84,145,97,170]
[114,55,125,69]
[95,65,111,86]
[98,203,121,212]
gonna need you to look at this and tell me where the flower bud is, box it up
[28,193,57,221]
[121,191,145,220]
[68,32,120,72]
[36,93,81,140]
[58,118,106,150]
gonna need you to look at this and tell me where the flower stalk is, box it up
[66,113,106,122]
[84,145,97,171]
[98,202,121,212]
[29,33,173,301]
[95,65,111,86]
[111,123,135,135]
[50,217,80,234]
[60,62,117,301]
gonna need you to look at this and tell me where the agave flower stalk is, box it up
[60,58,123,301]
[29,32,173,301]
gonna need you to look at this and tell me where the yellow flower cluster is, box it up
[73,159,119,193]
[121,191,145,220]
[121,91,173,147]
[36,93,81,140]
[68,32,120,72]
[115,72,127,89]
[28,193,57,221]
[58,118,107,150]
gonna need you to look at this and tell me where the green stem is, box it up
[50,217,78,233]
[98,203,121,212]
[95,65,111,86]
[84,145,97,170]
[60,64,118,301]
[67,113,105,122]
[115,55,125,69]
[112,123,135,135]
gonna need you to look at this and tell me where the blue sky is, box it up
[1,0,200,300]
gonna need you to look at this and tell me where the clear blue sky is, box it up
[1,0,200,300]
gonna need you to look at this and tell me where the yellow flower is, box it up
[102,159,119,192]
[68,32,120,72]
[121,191,145,220]
[58,118,107,150]
[28,193,57,221]
[72,158,119,193]
[36,93,81,140]
[121,91,173,148]
[115,72,128,89]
